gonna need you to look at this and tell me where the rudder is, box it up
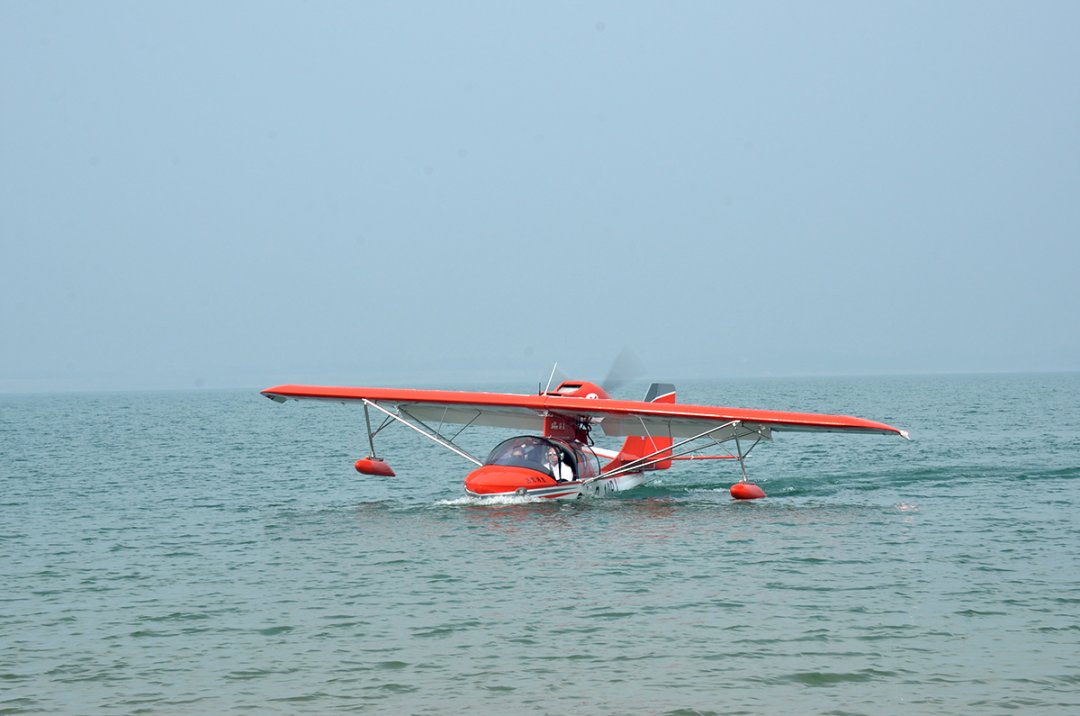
[610,383,675,471]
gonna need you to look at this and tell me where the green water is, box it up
[2,374,1078,714]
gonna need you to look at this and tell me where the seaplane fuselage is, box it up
[464,434,650,500]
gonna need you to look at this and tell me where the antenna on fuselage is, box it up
[544,362,559,394]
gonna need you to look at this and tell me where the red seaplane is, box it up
[262,378,909,500]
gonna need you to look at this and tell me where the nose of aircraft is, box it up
[464,465,555,495]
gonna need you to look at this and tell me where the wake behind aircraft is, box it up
[262,377,909,500]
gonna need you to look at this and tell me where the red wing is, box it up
[261,384,908,440]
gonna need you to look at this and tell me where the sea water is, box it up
[2,374,1078,714]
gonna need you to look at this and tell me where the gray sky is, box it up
[2,1,1078,392]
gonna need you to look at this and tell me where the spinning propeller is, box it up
[543,349,646,399]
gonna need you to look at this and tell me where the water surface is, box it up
[2,374,1078,714]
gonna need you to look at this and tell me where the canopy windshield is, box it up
[485,436,574,472]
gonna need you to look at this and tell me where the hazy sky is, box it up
[2,1,1078,392]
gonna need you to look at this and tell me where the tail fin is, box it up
[606,383,676,472]
[643,383,676,404]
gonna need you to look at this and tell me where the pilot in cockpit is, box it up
[545,447,573,482]
[511,441,535,465]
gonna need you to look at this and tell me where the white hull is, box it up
[465,471,655,501]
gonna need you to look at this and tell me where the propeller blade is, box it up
[601,349,645,396]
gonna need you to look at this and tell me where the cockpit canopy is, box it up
[483,436,602,479]
[485,436,571,472]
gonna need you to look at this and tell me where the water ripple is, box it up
[2,377,1079,714]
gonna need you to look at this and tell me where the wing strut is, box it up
[363,402,379,458]
[590,420,759,482]
[364,400,483,467]
[733,431,764,483]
